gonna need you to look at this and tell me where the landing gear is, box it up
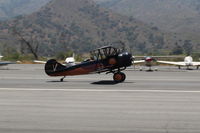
[60,76,66,82]
[147,66,153,72]
[113,72,126,83]
[197,66,199,70]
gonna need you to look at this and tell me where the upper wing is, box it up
[192,62,200,66]
[157,61,186,66]
[134,60,145,64]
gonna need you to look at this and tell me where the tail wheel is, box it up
[113,72,126,83]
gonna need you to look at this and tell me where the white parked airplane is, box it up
[64,56,76,67]
[0,55,15,66]
[133,56,157,71]
[34,56,76,67]
[157,56,200,70]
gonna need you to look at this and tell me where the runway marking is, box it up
[0,88,200,93]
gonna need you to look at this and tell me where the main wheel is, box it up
[113,72,126,83]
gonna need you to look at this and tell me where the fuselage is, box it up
[184,56,193,66]
[145,56,155,67]
[47,60,103,76]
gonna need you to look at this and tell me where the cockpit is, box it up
[90,46,121,60]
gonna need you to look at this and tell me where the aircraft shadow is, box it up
[46,80,134,84]
[146,70,154,72]
[91,80,119,85]
[46,81,68,83]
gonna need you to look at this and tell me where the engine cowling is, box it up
[117,52,133,67]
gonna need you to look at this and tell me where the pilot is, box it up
[90,56,94,60]
[91,55,97,60]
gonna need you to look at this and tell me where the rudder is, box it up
[45,59,66,76]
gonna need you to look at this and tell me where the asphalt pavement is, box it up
[0,64,200,133]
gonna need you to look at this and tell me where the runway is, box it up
[0,64,200,133]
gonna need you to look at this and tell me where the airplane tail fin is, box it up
[45,59,66,76]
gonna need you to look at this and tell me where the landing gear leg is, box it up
[197,66,199,70]
[60,76,66,82]
[178,66,181,69]
[113,72,126,83]
[148,66,152,71]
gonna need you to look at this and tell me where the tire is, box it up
[121,72,126,82]
[113,72,126,83]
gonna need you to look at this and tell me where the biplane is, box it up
[45,46,133,83]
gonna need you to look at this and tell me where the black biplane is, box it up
[45,45,133,83]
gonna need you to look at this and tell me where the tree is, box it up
[183,40,193,55]
[171,42,183,55]
[12,27,39,60]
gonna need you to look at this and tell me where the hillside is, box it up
[0,0,179,56]
[0,0,51,20]
[96,0,200,46]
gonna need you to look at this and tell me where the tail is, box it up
[45,59,66,76]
